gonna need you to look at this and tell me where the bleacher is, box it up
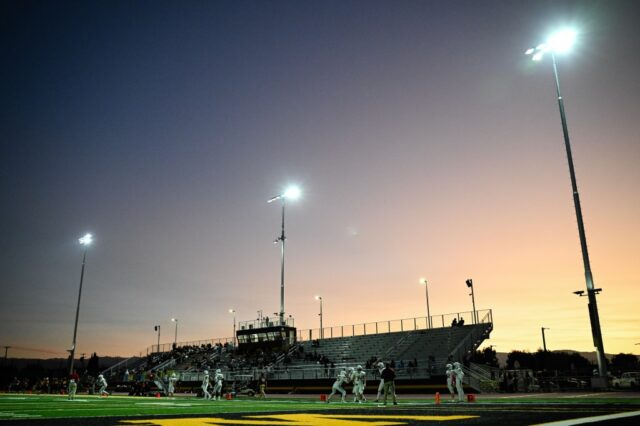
[290,323,492,375]
[103,310,493,391]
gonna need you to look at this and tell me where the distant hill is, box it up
[4,356,130,371]
[495,350,625,367]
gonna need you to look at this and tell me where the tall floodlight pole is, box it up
[171,318,179,347]
[69,233,93,376]
[229,309,236,347]
[315,296,323,339]
[466,279,477,324]
[154,325,161,352]
[419,278,432,329]
[268,185,301,326]
[541,327,550,352]
[526,29,607,378]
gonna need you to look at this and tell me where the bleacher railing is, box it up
[297,309,492,342]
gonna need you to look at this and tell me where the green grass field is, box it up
[1,393,639,421]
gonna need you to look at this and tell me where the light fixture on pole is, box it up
[419,278,432,329]
[315,296,323,339]
[171,318,179,348]
[466,279,477,324]
[229,309,236,347]
[268,185,301,326]
[541,327,550,352]
[69,233,93,376]
[526,29,607,379]
[154,325,161,353]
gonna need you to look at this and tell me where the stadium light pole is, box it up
[229,309,236,347]
[466,279,477,324]
[315,296,323,339]
[69,233,93,376]
[526,29,607,379]
[171,318,178,347]
[154,324,161,353]
[419,278,432,329]
[268,185,301,326]
[541,327,550,352]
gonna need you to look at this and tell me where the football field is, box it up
[1,393,639,425]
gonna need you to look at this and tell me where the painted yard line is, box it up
[558,393,610,399]
[534,410,640,425]
[494,393,550,399]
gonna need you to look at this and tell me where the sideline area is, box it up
[1,392,639,425]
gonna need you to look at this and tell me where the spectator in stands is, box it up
[458,318,465,326]
[380,363,398,406]
[451,318,458,327]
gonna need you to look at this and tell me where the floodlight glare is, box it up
[284,186,301,200]
[548,29,576,53]
[315,295,322,301]
[79,233,93,246]
[419,277,427,285]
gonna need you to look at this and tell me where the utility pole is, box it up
[541,327,550,352]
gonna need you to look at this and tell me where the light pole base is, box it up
[591,376,608,390]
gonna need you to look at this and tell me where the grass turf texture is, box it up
[1,393,639,420]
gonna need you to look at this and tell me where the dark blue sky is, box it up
[1,0,639,357]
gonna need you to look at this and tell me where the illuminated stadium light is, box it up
[69,232,94,375]
[268,185,302,326]
[525,29,576,62]
[526,28,608,382]
[79,233,93,245]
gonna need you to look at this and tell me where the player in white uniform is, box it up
[326,370,347,403]
[167,372,178,397]
[96,374,109,396]
[374,362,386,402]
[201,370,212,400]
[353,365,367,403]
[453,362,465,402]
[67,379,77,400]
[212,369,224,400]
[445,364,456,402]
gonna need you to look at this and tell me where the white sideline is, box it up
[535,410,640,426]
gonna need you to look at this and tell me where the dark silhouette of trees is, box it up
[610,353,639,374]
[505,350,593,374]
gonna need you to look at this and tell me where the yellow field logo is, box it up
[122,413,478,425]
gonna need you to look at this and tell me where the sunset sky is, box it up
[1,0,639,360]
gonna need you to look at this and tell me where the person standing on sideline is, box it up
[258,373,267,399]
[374,362,386,402]
[453,362,465,402]
[326,370,348,403]
[201,370,211,400]
[167,372,178,397]
[213,369,224,400]
[67,379,77,400]
[445,364,456,402]
[380,363,398,405]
